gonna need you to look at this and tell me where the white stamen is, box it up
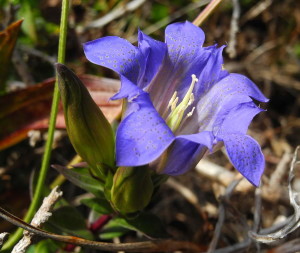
[187,106,195,117]
[168,91,178,109]
[171,97,179,111]
[188,93,194,106]
[166,74,198,132]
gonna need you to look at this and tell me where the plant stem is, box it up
[2,0,70,250]
[193,0,223,26]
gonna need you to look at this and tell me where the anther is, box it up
[168,91,178,109]
[166,74,198,132]
[187,107,195,118]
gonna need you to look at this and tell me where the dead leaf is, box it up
[0,19,23,93]
[0,75,121,150]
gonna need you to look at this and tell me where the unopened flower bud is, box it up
[111,166,153,214]
[56,64,115,179]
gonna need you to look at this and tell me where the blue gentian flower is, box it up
[83,21,268,186]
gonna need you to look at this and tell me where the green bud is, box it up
[56,64,115,179]
[111,166,154,214]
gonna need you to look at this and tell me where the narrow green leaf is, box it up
[47,206,94,240]
[110,212,170,239]
[31,239,59,253]
[52,165,104,198]
[80,197,114,215]
[99,225,129,240]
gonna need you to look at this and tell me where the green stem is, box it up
[193,0,223,26]
[2,0,70,250]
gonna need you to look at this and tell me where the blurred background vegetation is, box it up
[1,0,300,252]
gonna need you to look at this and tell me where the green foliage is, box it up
[151,3,169,22]
[107,212,169,239]
[52,165,105,198]
[81,197,114,215]
[47,206,94,240]
[99,224,129,240]
[294,43,300,58]
[27,240,59,253]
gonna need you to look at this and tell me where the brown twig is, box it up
[196,159,253,192]
[207,179,243,253]
[241,0,273,24]
[12,48,35,87]
[82,0,146,30]
[226,0,241,58]
[11,186,63,253]
[127,0,210,43]
[0,206,203,252]
[0,233,9,250]
[193,0,224,27]
[250,146,300,243]
[166,177,206,220]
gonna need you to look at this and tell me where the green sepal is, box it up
[104,169,114,202]
[111,166,154,214]
[56,64,115,179]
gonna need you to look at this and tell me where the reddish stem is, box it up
[90,215,112,233]
[63,215,112,251]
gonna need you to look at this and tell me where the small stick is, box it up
[207,179,242,253]
[0,206,202,252]
[11,186,63,253]
[193,0,224,26]
[226,0,241,58]
[83,0,146,30]
[0,233,9,249]
[166,177,206,219]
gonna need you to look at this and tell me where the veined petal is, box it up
[83,36,144,84]
[216,101,264,136]
[177,131,214,150]
[147,21,213,115]
[116,92,175,166]
[195,45,228,97]
[214,73,269,103]
[221,133,265,186]
[111,75,143,100]
[159,132,213,175]
[138,30,167,89]
[165,21,205,66]
[179,72,268,135]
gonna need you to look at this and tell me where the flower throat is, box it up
[166,74,197,132]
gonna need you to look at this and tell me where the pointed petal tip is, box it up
[221,133,265,188]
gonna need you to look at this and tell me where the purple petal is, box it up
[177,131,214,150]
[179,94,253,135]
[83,36,144,83]
[116,92,175,166]
[179,72,268,135]
[215,73,269,103]
[216,101,264,136]
[111,75,142,100]
[195,45,229,97]
[165,21,205,66]
[138,30,167,89]
[159,131,214,175]
[148,22,210,115]
[221,133,265,187]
